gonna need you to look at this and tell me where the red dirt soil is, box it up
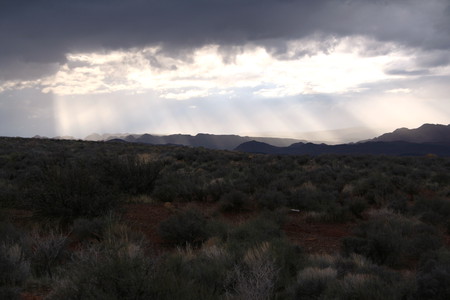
[123,202,355,254]
[283,212,355,254]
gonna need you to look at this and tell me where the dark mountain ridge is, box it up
[371,123,450,146]
[235,124,450,156]
[111,133,303,150]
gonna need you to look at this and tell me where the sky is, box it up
[1,0,450,142]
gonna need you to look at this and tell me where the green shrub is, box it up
[219,190,250,212]
[158,209,210,246]
[153,246,232,299]
[0,243,30,299]
[47,244,156,300]
[29,231,68,279]
[226,215,284,258]
[323,273,402,300]
[256,190,288,210]
[105,155,164,195]
[226,242,278,300]
[71,217,109,242]
[342,211,442,268]
[152,169,208,202]
[412,196,450,226]
[293,267,337,299]
[416,249,450,300]
[31,164,119,223]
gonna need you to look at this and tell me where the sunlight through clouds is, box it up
[34,36,414,100]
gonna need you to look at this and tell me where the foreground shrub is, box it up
[342,211,442,268]
[29,231,68,279]
[48,243,156,300]
[226,215,284,258]
[153,245,232,299]
[293,267,337,299]
[225,242,278,300]
[416,249,450,300]
[0,243,30,300]
[323,273,405,300]
[288,253,415,299]
[412,196,450,227]
[31,164,119,223]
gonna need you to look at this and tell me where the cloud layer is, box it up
[1,0,450,140]
[2,0,449,81]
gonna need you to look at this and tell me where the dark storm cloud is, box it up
[1,0,449,80]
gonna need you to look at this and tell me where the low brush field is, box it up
[1,137,450,299]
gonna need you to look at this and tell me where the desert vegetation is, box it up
[1,136,450,299]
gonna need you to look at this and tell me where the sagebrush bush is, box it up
[342,211,442,268]
[226,242,278,300]
[416,249,450,300]
[29,231,68,279]
[31,164,119,223]
[105,155,164,195]
[226,216,283,258]
[158,209,210,246]
[219,190,250,212]
[71,217,108,242]
[256,189,288,210]
[293,267,337,299]
[323,273,401,300]
[412,196,450,226]
[152,246,232,299]
[47,243,156,300]
[0,243,30,299]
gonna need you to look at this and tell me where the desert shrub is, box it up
[31,164,119,223]
[29,231,68,279]
[47,243,156,300]
[153,245,232,299]
[352,173,395,206]
[288,188,338,213]
[226,242,278,300]
[0,179,20,209]
[342,211,442,268]
[219,190,250,212]
[323,273,404,300]
[0,243,30,300]
[345,197,368,218]
[71,217,109,242]
[158,209,210,246]
[104,155,164,195]
[293,267,337,299]
[416,249,450,300]
[226,215,284,258]
[204,177,232,202]
[0,221,27,246]
[256,189,288,210]
[292,253,416,299]
[152,169,208,202]
[412,196,450,227]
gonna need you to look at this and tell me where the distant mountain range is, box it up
[35,123,450,156]
[235,124,450,156]
[371,124,450,146]
[85,133,304,150]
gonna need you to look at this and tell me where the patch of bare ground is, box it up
[283,211,355,254]
[123,202,219,251]
[123,203,355,254]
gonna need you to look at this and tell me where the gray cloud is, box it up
[1,0,449,81]
[385,68,430,76]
